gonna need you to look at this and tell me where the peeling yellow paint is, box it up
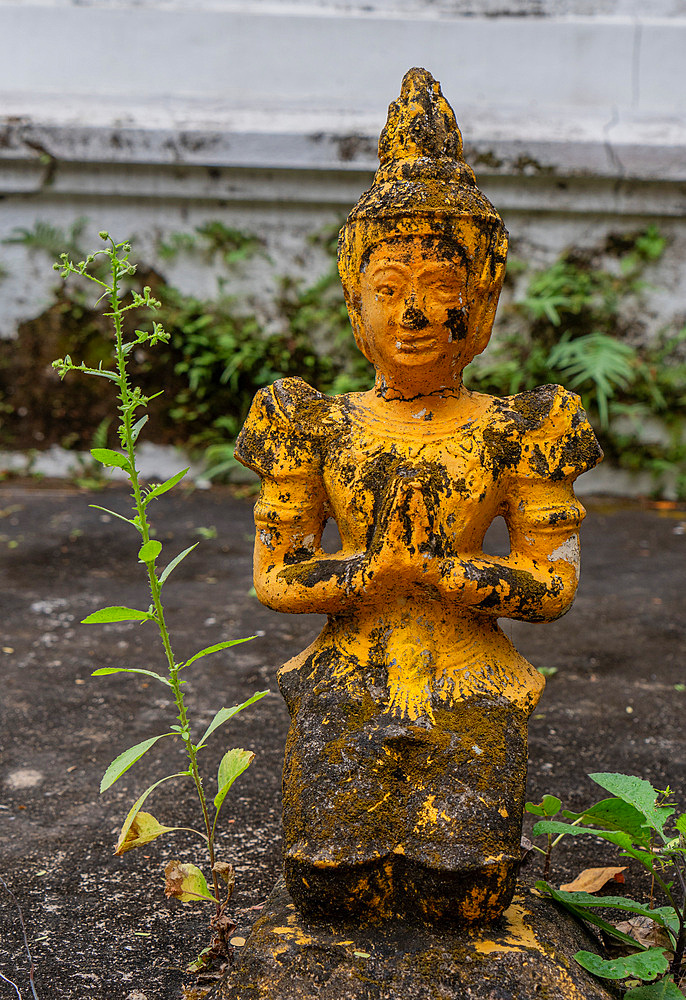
[471,902,588,1000]
[414,795,439,830]
[272,925,316,947]
[368,791,391,813]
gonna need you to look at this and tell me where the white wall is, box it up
[0,0,684,337]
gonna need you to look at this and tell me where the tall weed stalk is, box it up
[52,234,267,973]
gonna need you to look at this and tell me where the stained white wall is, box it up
[0,0,684,337]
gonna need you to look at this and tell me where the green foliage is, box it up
[574,948,669,981]
[51,234,269,971]
[146,221,372,479]
[625,979,686,999]
[466,227,686,498]
[531,772,686,994]
[5,217,684,494]
[157,220,265,268]
[4,216,89,261]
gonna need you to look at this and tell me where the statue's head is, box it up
[338,68,508,383]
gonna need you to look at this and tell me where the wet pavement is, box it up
[0,482,684,998]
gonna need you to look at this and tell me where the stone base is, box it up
[222,877,620,1000]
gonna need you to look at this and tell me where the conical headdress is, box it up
[337,68,507,296]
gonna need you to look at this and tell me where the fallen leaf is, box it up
[560,866,627,893]
[613,915,673,956]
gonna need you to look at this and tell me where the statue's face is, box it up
[357,236,476,391]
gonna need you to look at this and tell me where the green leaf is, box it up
[183,636,256,669]
[159,543,199,585]
[164,861,216,903]
[113,772,187,854]
[214,748,254,813]
[143,468,189,504]
[562,797,653,846]
[625,978,685,999]
[130,415,148,443]
[535,883,649,948]
[534,885,678,937]
[88,504,134,526]
[92,667,172,688]
[574,947,669,981]
[100,734,174,793]
[532,820,634,850]
[138,539,162,563]
[91,447,130,470]
[82,606,153,625]
[196,691,269,749]
[589,773,675,839]
[674,814,686,836]
[525,795,561,817]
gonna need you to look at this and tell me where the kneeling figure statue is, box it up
[236,67,602,926]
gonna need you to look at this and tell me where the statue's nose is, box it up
[400,303,429,330]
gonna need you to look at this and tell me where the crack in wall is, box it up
[602,105,625,180]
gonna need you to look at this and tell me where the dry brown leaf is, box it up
[560,866,627,893]
[613,915,674,957]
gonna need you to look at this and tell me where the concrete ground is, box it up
[0,482,684,999]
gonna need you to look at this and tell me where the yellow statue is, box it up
[236,67,602,925]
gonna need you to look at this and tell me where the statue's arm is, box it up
[434,482,584,622]
[252,479,367,615]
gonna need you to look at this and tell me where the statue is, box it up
[235,67,602,928]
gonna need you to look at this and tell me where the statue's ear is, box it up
[344,288,373,363]
[468,240,507,359]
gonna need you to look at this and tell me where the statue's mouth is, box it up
[395,334,439,353]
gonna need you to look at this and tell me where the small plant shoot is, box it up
[51,234,268,975]
[529,772,686,996]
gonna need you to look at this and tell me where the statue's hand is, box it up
[363,476,440,595]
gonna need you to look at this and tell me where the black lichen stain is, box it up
[507,385,557,429]
[463,559,548,618]
[482,425,522,480]
[401,305,429,330]
[445,306,469,342]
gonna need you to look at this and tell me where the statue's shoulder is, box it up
[488,384,603,481]
[254,377,343,423]
[489,383,577,429]
[234,378,340,477]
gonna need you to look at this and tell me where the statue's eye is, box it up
[376,284,396,298]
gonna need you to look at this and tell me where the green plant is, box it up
[531,773,686,996]
[158,220,266,269]
[51,233,268,975]
[3,217,88,261]
[466,228,686,497]
[5,218,684,494]
[148,222,372,479]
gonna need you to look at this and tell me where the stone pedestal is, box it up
[222,878,620,1000]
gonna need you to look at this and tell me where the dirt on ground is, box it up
[0,482,684,999]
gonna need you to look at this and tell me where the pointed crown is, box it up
[338,67,507,295]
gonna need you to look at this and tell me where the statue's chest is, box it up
[321,428,504,548]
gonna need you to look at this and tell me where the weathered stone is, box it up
[223,879,620,1000]
[236,67,602,931]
